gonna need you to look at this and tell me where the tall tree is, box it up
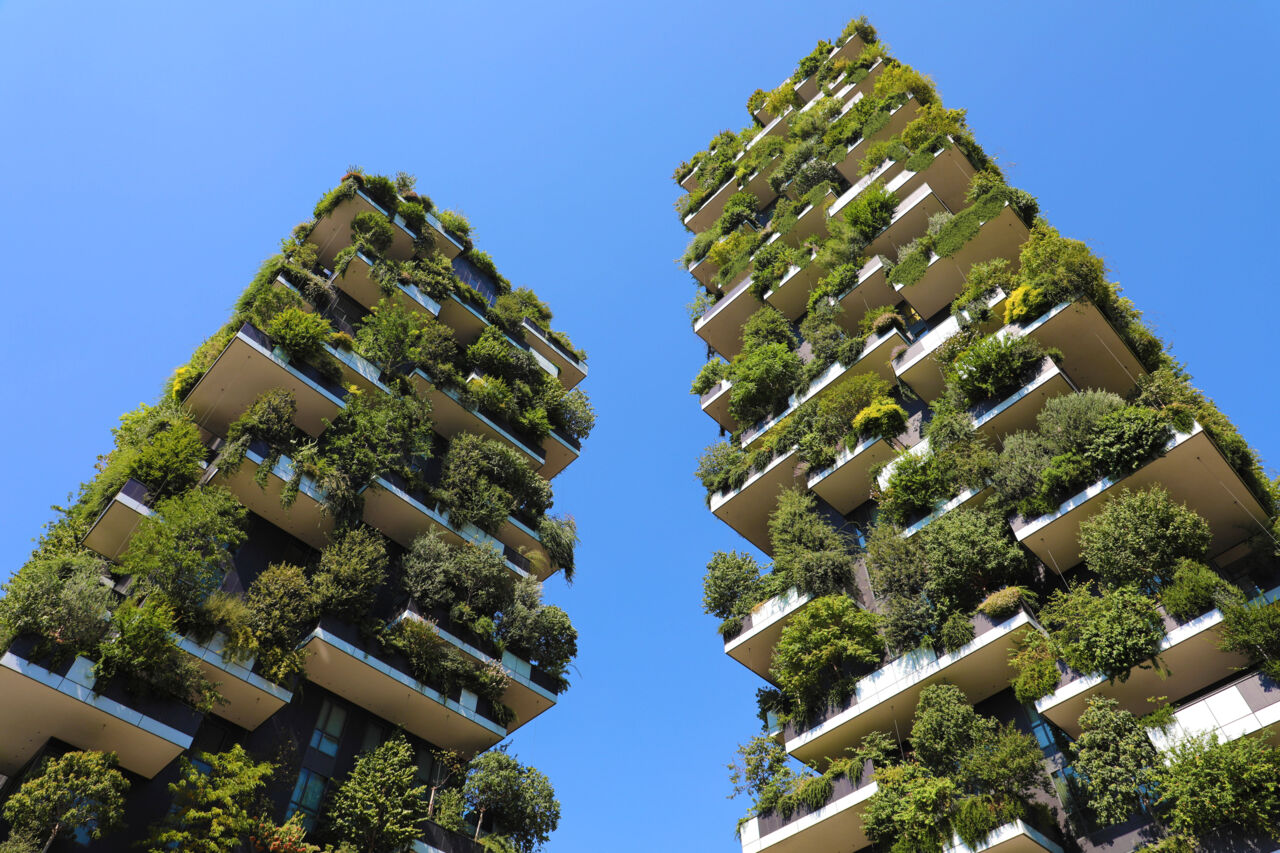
[464,750,560,853]
[144,745,273,853]
[324,735,429,853]
[2,750,128,851]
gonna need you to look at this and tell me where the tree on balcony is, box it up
[2,750,128,851]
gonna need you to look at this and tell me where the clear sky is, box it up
[0,2,1277,851]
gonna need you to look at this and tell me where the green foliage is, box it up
[1083,406,1172,477]
[1078,487,1211,594]
[939,611,975,652]
[355,298,460,386]
[1217,594,1280,680]
[437,433,551,534]
[537,514,578,579]
[695,439,750,497]
[221,389,298,488]
[1040,583,1165,681]
[842,181,898,246]
[324,735,430,853]
[0,552,112,660]
[464,750,560,853]
[770,595,883,723]
[946,334,1045,406]
[729,736,798,820]
[383,619,511,719]
[1070,697,1158,826]
[691,360,728,396]
[499,578,577,690]
[144,746,273,853]
[768,489,857,599]
[243,562,315,683]
[436,210,472,243]
[1161,560,1235,622]
[95,599,220,712]
[121,486,248,623]
[863,763,955,853]
[702,551,764,621]
[2,751,128,847]
[911,684,994,775]
[312,526,388,624]
[1009,631,1060,702]
[402,532,515,620]
[1153,733,1280,843]
[266,306,332,362]
[851,398,908,442]
[976,586,1034,620]
[728,341,802,426]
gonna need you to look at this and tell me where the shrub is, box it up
[266,307,330,362]
[727,342,802,425]
[729,736,797,819]
[464,750,560,853]
[436,210,472,242]
[1037,390,1125,454]
[538,514,578,579]
[95,599,220,712]
[499,581,577,689]
[437,434,551,534]
[1217,594,1280,680]
[324,735,430,853]
[976,586,1033,620]
[220,389,297,486]
[842,182,898,246]
[695,440,749,497]
[1161,560,1235,622]
[946,334,1045,406]
[918,508,1030,615]
[691,360,727,395]
[0,553,112,661]
[350,211,395,253]
[719,191,759,232]
[402,532,515,621]
[1009,630,1060,702]
[1078,486,1211,594]
[702,551,764,621]
[911,683,995,774]
[1070,697,1158,826]
[243,563,315,683]
[851,398,908,443]
[312,526,388,624]
[1004,223,1106,324]
[1040,584,1165,681]
[1083,407,1172,479]
[770,595,883,723]
[356,297,460,383]
[939,611,975,652]
[863,763,954,852]
[768,490,856,598]
[1153,733,1280,843]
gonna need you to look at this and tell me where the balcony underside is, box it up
[409,372,545,469]
[893,204,1029,321]
[1018,300,1147,397]
[212,450,334,550]
[696,276,761,361]
[786,614,1036,766]
[520,319,587,389]
[309,193,420,268]
[178,634,291,731]
[808,435,896,515]
[864,182,949,262]
[945,821,1064,853]
[83,488,152,561]
[300,627,504,757]
[700,380,734,431]
[711,449,803,554]
[725,590,814,680]
[834,98,922,187]
[740,780,876,853]
[184,328,344,438]
[1013,425,1270,572]
[0,654,194,779]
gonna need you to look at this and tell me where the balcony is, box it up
[970,358,1076,442]
[1011,423,1271,572]
[520,319,588,390]
[408,370,548,470]
[741,326,907,448]
[325,252,443,319]
[832,140,976,230]
[0,640,201,778]
[739,764,877,853]
[724,588,814,680]
[699,378,735,432]
[209,444,334,550]
[863,181,951,262]
[1012,300,1147,397]
[83,478,154,561]
[1036,586,1280,738]
[176,632,292,731]
[308,190,463,268]
[299,616,507,756]
[944,821,1063,853]
[1148,670,1280,753]
[832,97,923,187]
[891,201,1030,321]
[694,274,761,362]
[710,447,803,554]
[397,607,558,728]
[785,608,1040,766]
[807,432,899,515]
[899,482,992,539]
[892,289,1007,400]
[183,322,349,438]
[360,472,544,580]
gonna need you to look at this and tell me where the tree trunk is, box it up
[42,821,60,853]
[474,808,485,840]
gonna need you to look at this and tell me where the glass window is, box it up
[360,721,385,755]
[309,699,347,757]
[287,769,327,830]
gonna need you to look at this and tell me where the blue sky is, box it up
[1,2,1277,851]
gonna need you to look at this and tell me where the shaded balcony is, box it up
[710,448,804,554]
[698,378,735,432]
[308,191,462,268]
[1011,423,1272,573]
[739,763,877,853]
[183,322,349,438]
[520,319,587,390]
[82,478,154,561]
[807,432,899,515]
[944,821,1064,853]
[892,289,1007,401]
[694,274,761,362]
[408,370,548,470]
[209,444,334,550]
[298,616,507,757]
[785,607,1040,766]
[0,640,201,779]
[970,358,1076,442]
[1036,586,1280,737]
[724,588,814,680]
[176,632,292,731]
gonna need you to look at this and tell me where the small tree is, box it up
[312,526,388,623]
[0,552,112,660]
[1070,697,1158,826]
[144,745,273,853]
[910,684,994,776]
[702,551,763,621]
[728,736,797,818]
[768,489,856,598]
[1153,732,1280,843]
[1078,487,1211,593]
[2,751,128,849]
[770,595,883,722]
[121,486,248,622]
[464,750,560,853]
[324,735,429,853]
